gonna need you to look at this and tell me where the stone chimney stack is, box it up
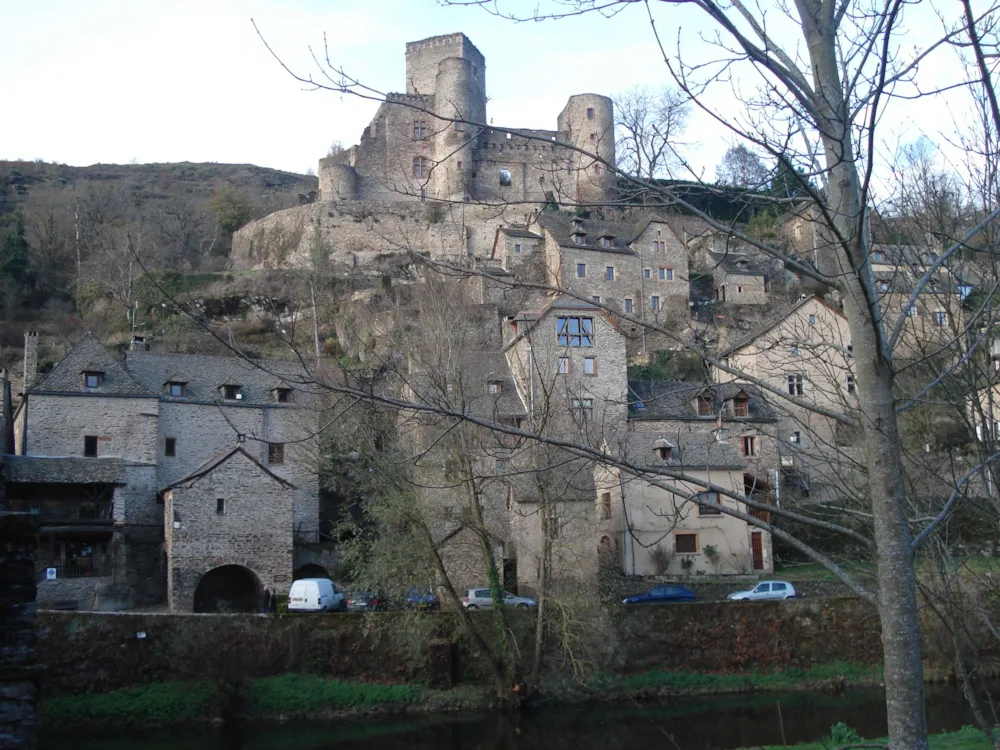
[23,332,38,391]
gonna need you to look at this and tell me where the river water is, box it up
[39,683,997,750]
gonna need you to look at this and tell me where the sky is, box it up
[0,0,975,185]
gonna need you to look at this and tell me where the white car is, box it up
[727,580,797,601]
[287,577,345,612]
[461,588,537,610]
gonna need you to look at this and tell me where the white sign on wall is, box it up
[45,568,57,580]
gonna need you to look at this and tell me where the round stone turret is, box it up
[318,159,358,202]
[557,94,616,205]
[432,56,483,201]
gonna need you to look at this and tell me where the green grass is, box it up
[248,674,422,713]
[743,724,993,749]
[775,557,1000,583]
[601,661,881,694]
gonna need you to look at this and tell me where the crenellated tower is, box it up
[557,94,616,205]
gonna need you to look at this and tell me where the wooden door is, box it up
[751,532,764,570]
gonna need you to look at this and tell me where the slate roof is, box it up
[710,252,767,278]
[500,227,544,240]
[161,446,296,491]
[628,380,777,421]
[125,351,313,406]
[1,455,126,484]
[537,214,636,254]
[620,432,744,470]
[30,333,151,397]
[720,295,846,356]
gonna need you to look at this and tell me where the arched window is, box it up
[499,168,512,186]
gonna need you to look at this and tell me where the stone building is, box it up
[5,332,320,612]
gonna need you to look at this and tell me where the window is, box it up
[791,344,799,356]
[959,284,973,300]
[457,160,463,170]
[576,263,586,278]
[656,445,673,460]
[659,267,673,281]
[787,374,804,396]
[573,233,585,245]
[514,243,521,254]
[742,435,757,456]
[268,443,285,465]
[412,156,427,179]
[584,357,597,376]
[223,385,242,401]
[697,394,713,416]
[168,382,185,397]
[412,120,427,139]
[84,371,103,389]
[602,237,613,249]
[650,295,660,311]
[488,381,502,394]
[790,431,801,444]
[216,498,225,515]
[84,435,98,458]
[873,250,886,262]
[571,398,593,422]
[697,491,722,516]
[624,298,633,314]
[643,268,651,279]
[556,317,594,347]
[605,266,615,281]
[499,168,512,186]
[455,121,465,132]
[846,375,856,394]
[878,280,889,292]
[653,240,665,253]
[935,311,948,327]
[592,295,601,304]
[808,314,816,326]
[165,438,176,457]
[732,397,749,417]
[558,357,570,374]
[586,107,595,120]
[600,492,612,520]
[738,260,749,271]
[675,533,698,553]
[495,459,509,475]
[276,388,292,403]
[737,286,744,293]
[927,252,938,264]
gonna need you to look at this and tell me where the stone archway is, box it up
[193,565,261,613]
[293,563,330,581]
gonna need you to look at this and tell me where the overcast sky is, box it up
[0,0,970,185]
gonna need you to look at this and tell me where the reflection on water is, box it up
[39,682,997,750]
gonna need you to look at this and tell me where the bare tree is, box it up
[716,144,770,190]
[614,85,689,181]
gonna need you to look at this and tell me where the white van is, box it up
[287,578,345,613]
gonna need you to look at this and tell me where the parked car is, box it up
[621,585,696,605]
[287,578,345,612]
[406,586,440,610]
[346,590,387,612]
[727,580,797,601]
[461,588,537,610]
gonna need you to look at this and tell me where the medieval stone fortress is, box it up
[0,32,976,613]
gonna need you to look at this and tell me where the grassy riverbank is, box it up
[43,663,884,729]
[744,724,992,748]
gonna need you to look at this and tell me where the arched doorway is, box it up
[293,564,330,581]
[193,565,261,613]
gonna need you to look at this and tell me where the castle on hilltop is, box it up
[230,33,616,271]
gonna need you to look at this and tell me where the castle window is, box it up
[624,298,633,314]
[455,121,465,132]
[457,160,463,170]
[268,442,285,465]
[657,445,673,461]
[605,266,615,281]
[168,382,185,397]
[216,498,225,515]
[223,385,243,401]
[675,532,699,553]
[499,168,512,186]
[737,285,744,293]
[557,316,594,347]
[586,107,595,120]
[413,120,427,140]
[558,357,570,374]
[790,431,801,444]
[808,313,816,326]
[653,240,665,253]
[584,357,597,376]
[275,388,292,403]
[576,262,586,278]
[412,157,428,179]
[650,295,660,311]
[84,435,98,458]
[165,438,176,458]
[84,371,104,389]
[659,267,673,281]
[592,295,601,304]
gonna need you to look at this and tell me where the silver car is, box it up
[727,580,797,601]
[461,588,537,609]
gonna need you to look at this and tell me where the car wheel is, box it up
[517,603,528,608]
[466,604,478,610]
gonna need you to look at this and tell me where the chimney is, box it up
[129,335,150,352]
[23,332,38,391]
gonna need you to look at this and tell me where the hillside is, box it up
[0,160,317,365]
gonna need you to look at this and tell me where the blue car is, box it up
[406,586,440,610]
[621,585,696,605]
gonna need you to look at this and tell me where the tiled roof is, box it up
[620,431,744,469]
[125,351,313,406]
[537,214,636,254]
[628,380,776,421]
[30,333,151,397]
[161,446,295,491]
[1,455,126,484]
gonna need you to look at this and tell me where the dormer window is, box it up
[223,384,243,401]
[602,236,613,249]
[573,233,585,245]
[654,439,674,461]
[732,395,749,417]
[168,382,186,397]
[738,260,749,271]
[275,388,292,403]
[84,371,104,389]
[488,381,502,395]
[696,394,713,416]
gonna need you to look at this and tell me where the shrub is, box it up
[650,545,673,575]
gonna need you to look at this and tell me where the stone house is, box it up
[6,332,320,612]
[709,252,770,305]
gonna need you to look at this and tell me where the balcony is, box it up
[38,557,113,580]
[10,500,114,525]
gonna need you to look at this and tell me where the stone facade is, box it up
[164,448,294,613]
